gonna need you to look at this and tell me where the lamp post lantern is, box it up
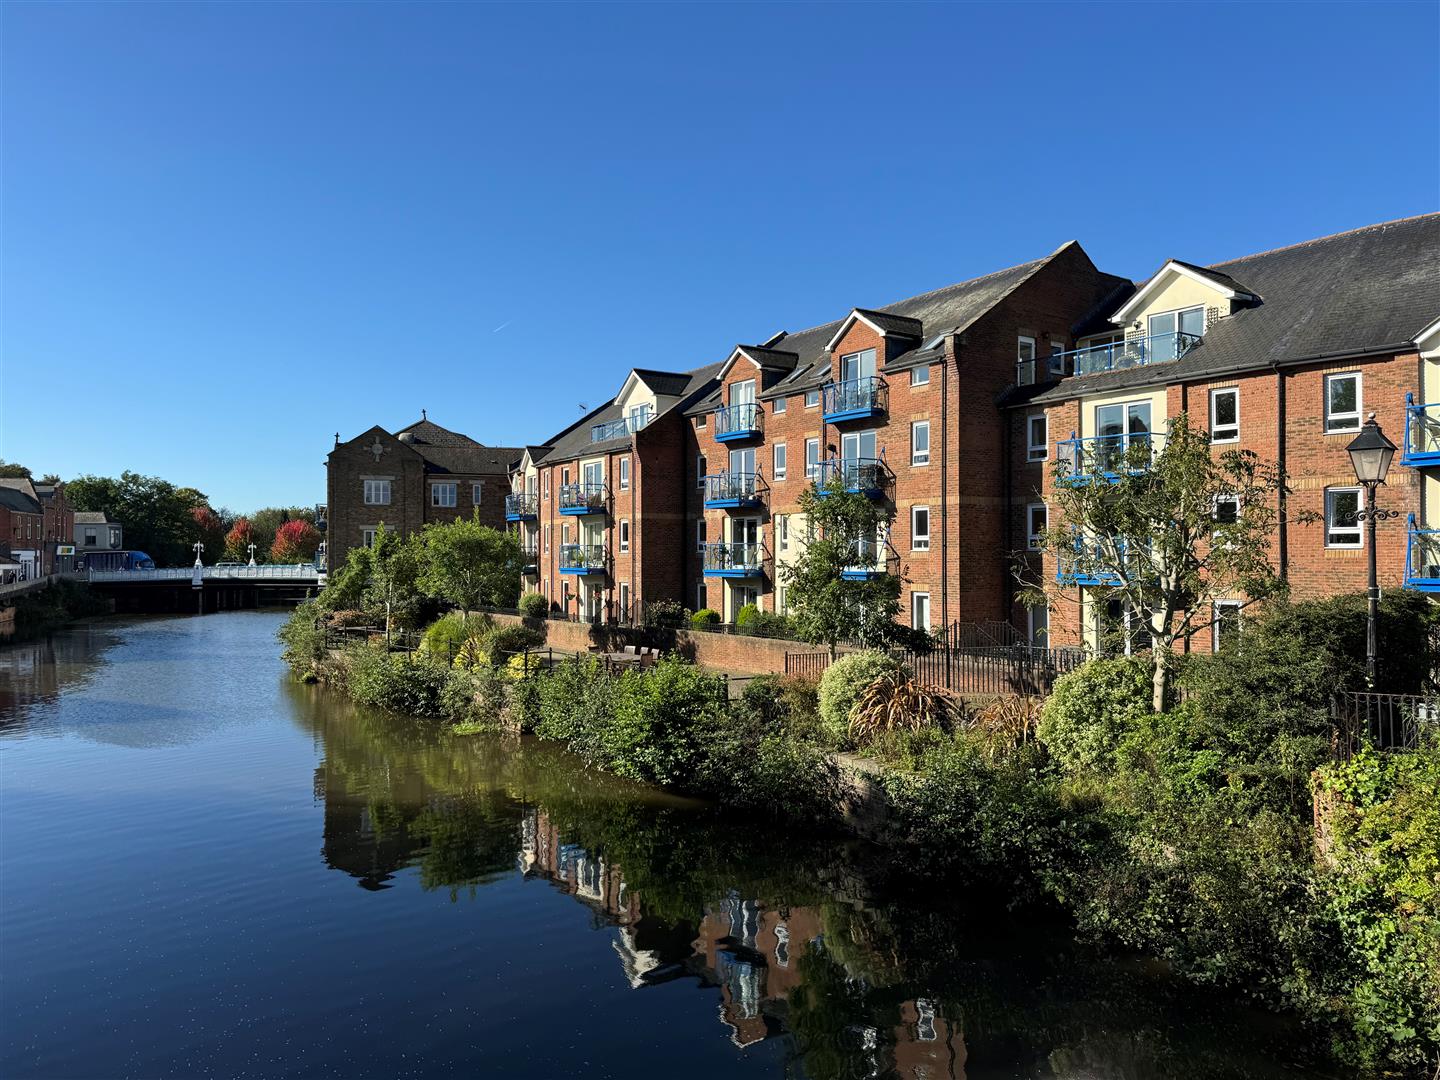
[247,542,257,567]
[1345,413,1399,686]
[193,541,205,567]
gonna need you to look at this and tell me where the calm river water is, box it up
[1,612,1339,1079]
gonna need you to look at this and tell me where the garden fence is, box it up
[1331,691,1439,759]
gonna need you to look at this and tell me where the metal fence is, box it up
[902,646,1084,696]
[1331,691,1439,759]
[783,652,833,678]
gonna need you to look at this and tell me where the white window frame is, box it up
[773,442,787,480]
[696,413,707,429]
[910,365,930,387]
[1027,415,1048,462]
[773,396,787,414]
[1212,599,1243,652]
[911,591,931,632]
[1027,502,1047,550]
[1324,372,1362,433]
[431,483,457,508]
[363,479,391,506]
[544,524,550,553]
[1212,492,1240,536]
[911,506,930,551]
[619,456,630,491]
[1325,486,1363,548]
[1209,387,1240,443]
[618,518,630,553]
[804,438,820,479]
[804,389,820,408]
[361,528,378,548]
[911,420,930,466]
[619,581,630,616]
[777,514,789,552]
[472,481,484,505]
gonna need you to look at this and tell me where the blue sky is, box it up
[4,2,1437,511]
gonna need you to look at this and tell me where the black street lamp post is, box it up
[1345,413,1399,686]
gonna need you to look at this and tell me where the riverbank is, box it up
[280,597,1440,1076]
[6,576,109,635]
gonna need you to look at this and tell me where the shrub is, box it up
[735,603,760,631]
[518,591,549,620]
[817,650,903,746]
[344,647,450,715]
[325,608,373,629]
[592,658,728,785]
[420,612,493,662]
[742,609,794,639]
[278,600,328,675]
[966,695,1043,759]
[642,598,687,629]
[483,622,545,661]
[440,666,507,731]
[453,635,488,670]
[504,651,543,682]
[849,671,953,745]
[1039,657,1152,774]
[777,674,823,740]
[691,608,721,630]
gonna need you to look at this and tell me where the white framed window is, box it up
[544,524,550,552]
[804,389,820,408]
[773,442,787,480]
[1027,502,1047,550]
[1018,335,1036,363]
[1027,414,1048,461]
[777,514,789,552]
[431,483,457,508]
[696,455,706,489]
[1212,600,1243,652]
[1049,339,1066,357]
[471,481,483,505]
[1325,487,1362,547]
[619,456,630,491]
[774,396,787,414]
[805,438,820,479]
[363,479,391,506]
[1324,372,1362,433]
[361,528,378,548]
[1209,388,1239,443]
[911,506,930,551]
[543,473,550,500]
[1213,492,1240,532]
[776,585,788,615]
[911,420,930,466]
[619,519,630,553]
[561,523,570,544]
[911,592,931,631]
[696,413,707,429]
[619,581,630,616]
[695,519,705,552]
[910,366,930,387]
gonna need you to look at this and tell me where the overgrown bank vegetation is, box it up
[280,578,1439,1075]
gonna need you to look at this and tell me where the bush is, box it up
[817,650,903,746]
[849,670,953,745]
[420,612,492,662]
[691,608,720,629]
[742,609,794,639]
[344,647,450,715]
[325,608,373,629]
[441,666,507,730]
[592,658,728,785]
[482,622,545,661]
[278,600,328,675]
[1039,657,1152,774]
[735,603,760,631]
[518,591,549,620]
[642,598,687,629]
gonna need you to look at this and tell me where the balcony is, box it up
[1401,395,1440,467]
[822,376,888,423]
[505,493,539,522]
[1056,533,1151,586]
[521,550,539,576]
[559,482,608,516]
[1043,331,1202,380]
[558,544,607,575]
[703,471,764,509]
[1405,516,1439,593]
[591,408,652,444]
[713,402,763,442]
[841,540,889,581]
[816,457,890,499]
[1056,432,1164,486]
[701,542,764,578]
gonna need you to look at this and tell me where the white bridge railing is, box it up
[89,565,322,583]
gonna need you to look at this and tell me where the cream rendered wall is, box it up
[613,379,678,420]
[1424,356,1439,530]
[1075,386,1170,438]
[1110,270,1235,338]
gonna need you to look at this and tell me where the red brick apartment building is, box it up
[508,214,1438,646]
[0,477,74,580]
[325,414,521,571]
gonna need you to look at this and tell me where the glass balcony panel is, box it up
[821,376,888,420]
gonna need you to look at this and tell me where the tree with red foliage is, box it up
[269,519,322,564]
[190,505,225,563]
[224,518,256,563]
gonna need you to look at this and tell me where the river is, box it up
[0,612,1338,1079]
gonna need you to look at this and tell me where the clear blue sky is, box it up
[4,2,1437,512]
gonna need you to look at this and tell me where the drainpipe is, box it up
[1275,362,1288,580]
[940,336,951,634]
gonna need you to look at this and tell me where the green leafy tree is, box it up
[778,474,901,657]
[0,460,32,478]
[65,472,209,566]
[247,506,317,557]
[417,512,523,613]
[363,526,426,639]
[1029,412,1305,712]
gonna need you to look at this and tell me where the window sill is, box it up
[1323,426,1360,436]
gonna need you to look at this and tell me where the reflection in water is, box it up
[1,614,1333,1080]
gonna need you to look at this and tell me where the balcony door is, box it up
[1147,306,1204,362]
[839,348,876,384]
[841,429,877,464]
[730,518,760,549]
[582,460,604,490]
[729,447,755,479]
[729,379,755,407]
[1095,402,1151,472]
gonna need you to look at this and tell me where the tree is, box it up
[270,519,322,564]
[65,472,208,567]
[190,506,226,562]
[778,475,901,658]
[418,512,522,612]
[223,518,256,563]
[1028,412,1304,712]
[363,527,426,639]
[248,506,316,559]
[0,460,32,478]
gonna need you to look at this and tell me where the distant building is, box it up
[324,413,523,571]
[0,477,74,578]
[74,511,124,553]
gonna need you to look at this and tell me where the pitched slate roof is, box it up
[852,308,924,338]
[373,417,524,475]
[74,511,118,525]
[630,369,696,397]
[1029,214,1440,405]
[0,486,41,513]
[736,345,801,372]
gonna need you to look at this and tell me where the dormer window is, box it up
[1147,306,1205,362]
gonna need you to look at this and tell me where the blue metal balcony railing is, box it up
[1044,331,1202,379]
[816,457,889,499]
[558,544,607,574]
[1056,533,1152,587]
[701,542,764,577]
[591,408,652,443]
[703,472,764,509]
[1401,394,1440,467]
[505,493,539,521]
[821,376,888,422]
[841,539,889,581]
[713,402,762,441]
[1056,431,1164,486]
[1405,516,1439,593]
[558,482,608,515]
